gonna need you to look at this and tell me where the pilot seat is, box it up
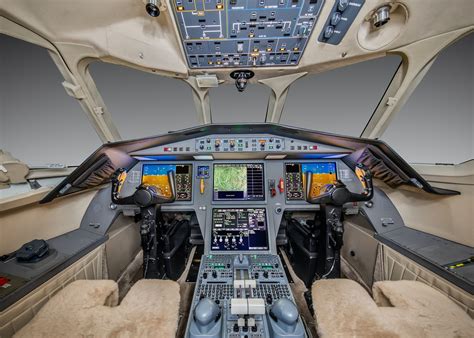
[13,279,181,338]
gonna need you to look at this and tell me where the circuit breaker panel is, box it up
[172,0,325,68]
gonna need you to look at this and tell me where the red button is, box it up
[0,277,10,286]
[278,178,285,193]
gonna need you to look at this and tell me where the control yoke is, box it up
[305,163,373,206]
[110,168,176,279]
[305,163,373,279]
[111,168,176,206]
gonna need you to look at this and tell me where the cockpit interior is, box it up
[0,1,473,337]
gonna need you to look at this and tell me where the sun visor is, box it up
[41,149,136,203]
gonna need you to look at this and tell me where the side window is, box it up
[382,33,473,164]
[0,35,101,166]
[89,63,198,139]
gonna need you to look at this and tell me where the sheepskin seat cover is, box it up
[312,279,473,338]
[14,279,180,338]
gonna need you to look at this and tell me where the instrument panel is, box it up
[125,132,360,246]
[172,0,325,68]
[137,160,343,205]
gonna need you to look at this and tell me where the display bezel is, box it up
[210,207,269,252]
[212,163,265,201]
[141,163,193,201]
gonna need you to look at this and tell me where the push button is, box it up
[0,276,10,287]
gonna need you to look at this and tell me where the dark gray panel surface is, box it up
[0,229,107,311]
[79,186,125,235]
[359,187,405,234]
[376,227,474,294]
[318,0,365,45]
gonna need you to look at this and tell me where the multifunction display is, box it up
[142,164,193,201]
[213,163,265,201]
[211,208,268,250]
[285,162,337,200]
[172,0,325,68]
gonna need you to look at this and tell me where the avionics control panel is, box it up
[133,134,350,156]
[186,254,306,337]
[196,136,284,152]
[172,0,325,68]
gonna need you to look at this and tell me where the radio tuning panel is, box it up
[172,0,325,68]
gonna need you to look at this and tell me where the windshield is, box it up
[281,56,401,136]
[2,33,471,174]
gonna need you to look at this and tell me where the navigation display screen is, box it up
[211,208,268,251]
[213,163,265,201]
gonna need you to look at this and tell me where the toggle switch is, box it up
[269,179,276,197]
[200,178,205,194]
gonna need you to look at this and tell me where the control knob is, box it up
[331,11,342,25]
[324,26,335,39]
[337,0,349,11]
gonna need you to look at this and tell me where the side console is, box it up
[186,253,306,338]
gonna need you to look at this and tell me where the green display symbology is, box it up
[214,165,247,192]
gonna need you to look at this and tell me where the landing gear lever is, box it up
[111,169,176,279]
[305,163,373,279]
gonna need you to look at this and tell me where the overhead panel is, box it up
[172,0,325,68]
